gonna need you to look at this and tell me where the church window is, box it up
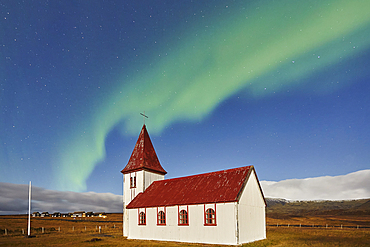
[130,176,136,188]
[205,208,216,226]
[179,209,188,225]
[157,211,166,225]
[138,211,146,225]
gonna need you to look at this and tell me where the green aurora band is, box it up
[54,0,370,191]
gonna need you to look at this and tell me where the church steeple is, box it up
[121,124,167,175]
[122,124,166,237]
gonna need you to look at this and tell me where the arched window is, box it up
[157,211,166,225]
[139,211,146,225]
[205,208,216,225]
[179,210,188,225]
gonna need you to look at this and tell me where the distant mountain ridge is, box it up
[266,198,370,217]
[265,198,290,207]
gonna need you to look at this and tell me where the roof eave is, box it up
[121,167,167,175]
[126,199,238,209]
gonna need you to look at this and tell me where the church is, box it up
[121,124,266,245]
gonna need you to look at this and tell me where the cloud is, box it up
[0,182,123,215]
[260,169,370,201]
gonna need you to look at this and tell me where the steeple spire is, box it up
[140,111,148,125]
[121,124,167,175]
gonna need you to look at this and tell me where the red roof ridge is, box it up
[156,165,253,184]
[121,124,167,175]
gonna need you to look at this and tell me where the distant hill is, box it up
[265,198,289,207]
[266,198,370,218]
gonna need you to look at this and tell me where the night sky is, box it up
[1,0,370,197]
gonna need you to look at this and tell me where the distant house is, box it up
[51,212,61,217]
[86,212,94,217]
[72,211,85,217]
[62,213,73,217]
[121,125,266,245]
[32,212,40,217]
[94,212,107,218]
[40,212,49,217]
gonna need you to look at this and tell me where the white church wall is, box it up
[143,171,164,191]
[123,173,136,237]
[123,174,132,237]
[124,171,165,207]
[128,202,238,245]
[123,170,164,205]
[123,171,164,237]
[123,172,138,206]
[238,170,266,244]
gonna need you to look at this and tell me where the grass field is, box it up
[1,213,369,246]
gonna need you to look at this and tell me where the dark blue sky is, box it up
[1,0,369,196]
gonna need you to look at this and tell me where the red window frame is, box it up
[157,207,166,225]
[178,205,189,226]
[204,204,217,226]
[138,208,146,225]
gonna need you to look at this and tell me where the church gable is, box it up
[126,166,262,209]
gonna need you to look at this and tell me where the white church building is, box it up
[121,125,266,245]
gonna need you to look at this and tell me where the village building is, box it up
[51,212,61,217]
[94,212,107,218]
[86,211,94,217]
[40,212,49,217]
[121,125,266,245]
[32,212,40,217]
[72,211,85,217]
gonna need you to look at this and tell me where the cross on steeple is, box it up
[140,111,148,125]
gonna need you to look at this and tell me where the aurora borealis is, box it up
[1,0,370,196]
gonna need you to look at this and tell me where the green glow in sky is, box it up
[54,0,370,191]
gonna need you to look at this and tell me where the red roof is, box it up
[126,166,264,209]
[121,125,167,175]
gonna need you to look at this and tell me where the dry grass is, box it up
[1,214,369,246]
[266,215,370,228]
[0,213,120,235]
[245,227,370,247]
